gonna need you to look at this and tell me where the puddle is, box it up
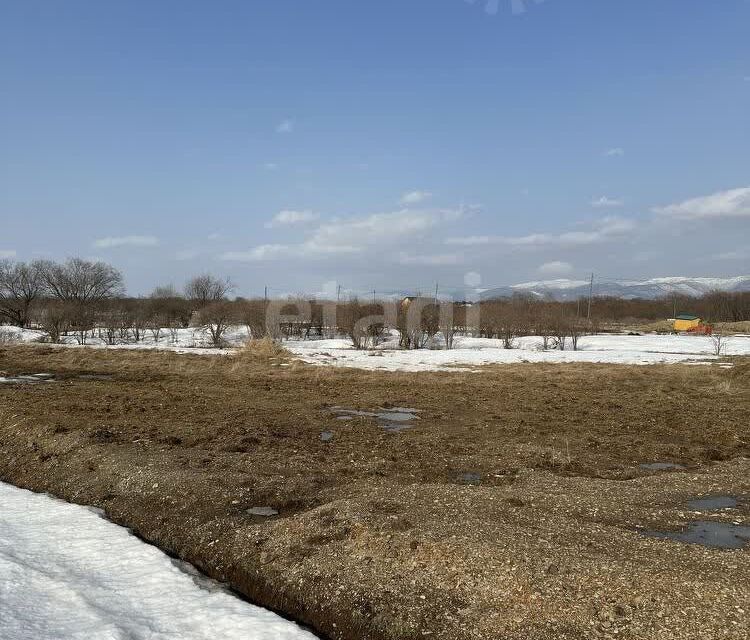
[330,406,420,433]
[643,521,750,550]
[0,373,113,384]
[458,472,482,485]
[687,496,738,511]
[246,507,279,517]
[320,431,334,442]
[0,373,55,384]
[640,462,685,471]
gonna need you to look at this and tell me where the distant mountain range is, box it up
[480,276,750,301]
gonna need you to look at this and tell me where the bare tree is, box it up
[39,258,124,303]
[197,301,237,347]
[0,260,45,327]
[710,332,728,356]
[184,274,234,308]
[36,258,123,345]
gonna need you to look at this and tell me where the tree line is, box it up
[1,257,748,349]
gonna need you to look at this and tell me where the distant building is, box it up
[673,314,704,332]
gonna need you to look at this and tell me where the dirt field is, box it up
[1,345,749,639]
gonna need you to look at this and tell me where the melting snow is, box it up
[3,325,749,372]
[0,482,317,640]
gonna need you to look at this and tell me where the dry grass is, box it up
[239,336,291,359]
[714,320,750,334]
[1,345,749,640]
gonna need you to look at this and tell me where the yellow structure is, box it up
[673,314,702,332]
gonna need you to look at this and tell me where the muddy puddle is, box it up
[0,373,55,384]
[0,373,113,384]
[643,494,748,549]
[246,506,279,517]
[458,472,482,485]
[688,496,738,511]
[330,406,420,433]
[643,521,750,550]
[639,462,685,471]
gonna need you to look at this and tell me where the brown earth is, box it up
[0,345,749,639]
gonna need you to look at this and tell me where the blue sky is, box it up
[1,0,749,297]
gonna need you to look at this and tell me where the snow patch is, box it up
[0,482,317,640]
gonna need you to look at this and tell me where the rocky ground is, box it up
[0,345,748,639]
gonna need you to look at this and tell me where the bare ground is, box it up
[0,345,749,639]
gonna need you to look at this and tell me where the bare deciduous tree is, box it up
[184,274,234,308]
[39,258,124,304]
[0,259,45,327]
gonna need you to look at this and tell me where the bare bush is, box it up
[197,301,238,347]
[710,332,728,356]
[397,298,438,349]
[338,299,385,349]
[239,299,267,338]
[33,300,71,344]
[440,303,457,349]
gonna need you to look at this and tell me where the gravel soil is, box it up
[0,345,748,639]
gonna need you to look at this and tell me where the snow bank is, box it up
[4,325,749,372]
[286,333,750,372]
[0,482,317,640]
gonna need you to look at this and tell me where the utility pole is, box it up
[434,282,439,304]
[586,272,594,322]
[264,285,268,305]
[372,289,376,304]
[337,284,341,302]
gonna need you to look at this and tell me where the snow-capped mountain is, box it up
[481,276,750,301]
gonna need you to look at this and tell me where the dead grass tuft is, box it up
[240,336,291,359]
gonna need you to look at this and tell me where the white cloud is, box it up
[220,245,294,262]
[591,196,623,208]
[309,208,462,252]
[653,187,750,220]
[276,119,294,134]
[603,147,624,157]
[400,190,433,205]
[265,210,320,228]
[263,162,279,170]
[398,252,463,266]
[0,249,17,259]
[219,241,360,263]
[223,207,466,263]
[538,261,573,276]
[93,235,159,249]
[207,232,222,241]
[446,216,635,247]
